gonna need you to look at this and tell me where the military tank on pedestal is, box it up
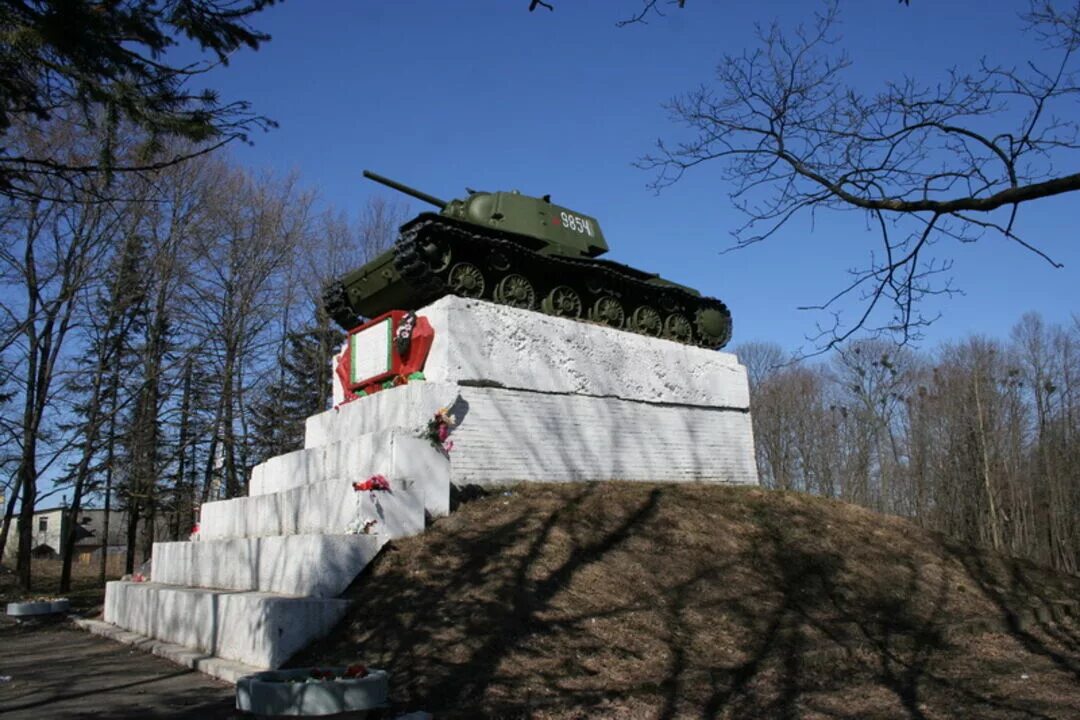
[323,170,732,349]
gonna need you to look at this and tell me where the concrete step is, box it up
[76,617,262,684]
[103,581,348,669]
[249,429,444,498]
[199,468,437,541]
[152,534,384,597]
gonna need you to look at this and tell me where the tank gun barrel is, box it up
[362,170,448,209]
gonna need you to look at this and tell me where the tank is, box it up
[322,170,733,349]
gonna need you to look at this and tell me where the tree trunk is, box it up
[125,504,140,575]
[973,373,1003,551]
[59,492,86,592]
[142,500,155,566]
[99,381,119,584]
[60,373,108,591]
[0,483,21,565]
[222,344,240,498]
[15,455,37,591]
[172,359,193,539]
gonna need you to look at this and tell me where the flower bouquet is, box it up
[346,474,392,535]
[424,406,456,453]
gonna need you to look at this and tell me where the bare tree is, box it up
[1011,313,1079,571]
[526,0,688,26]
[58,215,147,590]
[830,341,914,512]
[749,362,833,493]
[183,167,312,500]
[733,340,787,389]
[641,1,1079,346]
[305,195,410,299]
[746,313,1078,571]
[0,121,122,589]
[248,195,407,466]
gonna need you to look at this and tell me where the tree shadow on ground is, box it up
[942,539,1079,680]
[297,483,1080,719]
[0,677,238,720]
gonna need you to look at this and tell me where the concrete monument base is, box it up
[310,381,756,486]
[95,296,757,682]
[315,296,758,486]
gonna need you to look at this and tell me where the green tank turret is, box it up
[323,170,732,349]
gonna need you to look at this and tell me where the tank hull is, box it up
[324,214,732,349]
[326,248,415,320]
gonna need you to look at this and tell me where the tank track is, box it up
[322,279,356,329]
[392,222,446,298]
[322,222,449,328]
[383,215,732,349]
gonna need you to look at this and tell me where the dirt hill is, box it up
[294,482,1080,719]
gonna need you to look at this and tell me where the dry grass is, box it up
[295,482,1080,719]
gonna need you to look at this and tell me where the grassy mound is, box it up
[294,483,1080,719]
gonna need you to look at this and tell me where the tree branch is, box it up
[641,0,1076,346]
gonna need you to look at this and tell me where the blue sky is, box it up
[202,0,1078,353]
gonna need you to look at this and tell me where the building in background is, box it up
[2,506,157,565]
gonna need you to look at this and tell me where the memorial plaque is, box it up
[349,317,392,386]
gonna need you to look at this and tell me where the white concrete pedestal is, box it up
[314,296,758,487]
[93,295,756,682]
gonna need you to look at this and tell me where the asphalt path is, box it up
[0,615,238,719]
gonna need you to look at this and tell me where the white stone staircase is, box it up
[79,428,450,682]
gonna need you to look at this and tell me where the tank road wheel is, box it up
[589,296,625,328]
[487,251,512,273]
[421,240,452,273]
[448,262,485,298]
[542,285,583,318]
[629,305,662,336]
[663,313,693,344]
[494,273,536,309]
[695,305,733,349]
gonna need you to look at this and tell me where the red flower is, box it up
[352,474,390,492]
[343,663,369,679]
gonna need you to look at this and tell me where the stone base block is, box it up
[152,534,384,597]
[307,382,757,487]
[103,581,348,669]
[419,297,748,408]
[249,429,446,500]
[199,471,434,541]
